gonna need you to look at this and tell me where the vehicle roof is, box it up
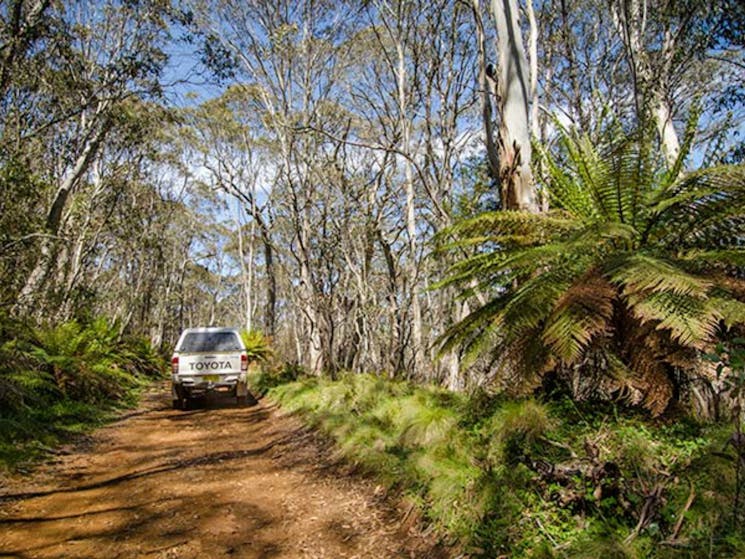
[179,327,242,333]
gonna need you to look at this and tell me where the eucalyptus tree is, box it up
[5,0,173,317]
[490,0,538,211]
[471,0,539,212]
[183,85,279,337]
[184,0,491,383]
[409,0,481,386]
[87,103,191,336]
[348,0,429,378]
[533,0,621,135]
[319,0,482,383]
[187,0,365,373]
[0,0,52,95]
[535,0,744,165]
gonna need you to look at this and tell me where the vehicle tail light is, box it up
[171,356,179,375]
[241,354,248,372]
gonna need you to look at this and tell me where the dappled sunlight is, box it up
[0,388,443,558]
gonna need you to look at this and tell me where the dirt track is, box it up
[0,387,445,559]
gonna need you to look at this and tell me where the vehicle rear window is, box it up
[178,332,242,352]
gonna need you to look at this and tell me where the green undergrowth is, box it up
[0,315,165,470]
[268,374,745,558]
[247,360,305,396]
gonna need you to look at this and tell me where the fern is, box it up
[542,272,616,364]
[611,254,712,298]
[27,318,156,405]
[240,329,273,363]
[440,124,745,415]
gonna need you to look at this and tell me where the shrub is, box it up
[0,315,164,469]
[240,329,273,362]
[484,399,553,465]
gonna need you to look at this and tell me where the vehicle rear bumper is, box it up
[172,374,248,397]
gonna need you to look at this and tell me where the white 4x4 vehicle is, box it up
[171,327,250,409]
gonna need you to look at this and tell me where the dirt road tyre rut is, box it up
[0,386,446,558]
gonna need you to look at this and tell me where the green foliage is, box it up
[239,328,273,363]
[247,361,302,396]
[0,160,46,305]
[270,374,484,540]
[239,329,277,394]
[703,337,745,526]
[484,400,553,465]
[0,314,165,470]
[438,125,745,415]
[269,373,745,557]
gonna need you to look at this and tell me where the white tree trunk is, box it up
[235,199,253,332]
[471,0,501,181]
[656,97,680,167]
[396,37,425,379]
[490,0,537,212]
[526,0,539,141]
[612,0,681,168]
[300,255,324,375]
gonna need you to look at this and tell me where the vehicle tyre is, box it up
[238,393,258,407]
[172,399,181,410]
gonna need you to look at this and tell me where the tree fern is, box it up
[439,126,745,415]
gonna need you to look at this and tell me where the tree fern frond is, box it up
[711,277,745,300]
[676,249,745,268]
[669,214,745,252]
[498,266,582,343]
[566,134,615,220]
[454,270,526,301]
[604,349,633,380]
[443,270,574,368]
[460,322,506,370]
[440,210,576,246]
[709,297,745,329]
[653,164,745,207]
[535,138,598,220]
[629,291,719,349]
[610,254,712,299]
[596,349,647,408]
[629,349,675,416]
[436,297,508,357]
[544,127,660,226]
[542,273,616,364]
[433,251,510,290]
[436,239,593,292]
[593,139,633,223]
[484,333,553,391]
[496,243,590,278]
[505,333,554,385]
[570,220,638,251]
[649,166,745,245]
